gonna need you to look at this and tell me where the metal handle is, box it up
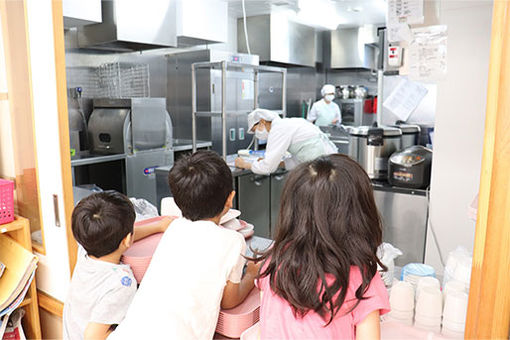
[251,175,267,186]
[53,194,60,227]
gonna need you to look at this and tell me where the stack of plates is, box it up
[222,218,254,239]
[216,288,261,338]
[121,231,164,283]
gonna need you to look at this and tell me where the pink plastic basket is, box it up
[0,179,14,225]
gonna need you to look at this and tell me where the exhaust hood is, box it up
[237,14,316,67]
[324,26,380,70]
[77,0,177,52]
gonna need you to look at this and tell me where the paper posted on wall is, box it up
[408,25,448,81]
[383,78,428,121]
[387,23,413,43]
[387,0,424,25]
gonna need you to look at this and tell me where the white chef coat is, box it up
[307,99,341,126]
[251,117,337,175]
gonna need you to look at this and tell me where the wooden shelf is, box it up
[18,298,32,308]
[0,216,27,234]
[1,216,42,339]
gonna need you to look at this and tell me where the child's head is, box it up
[72,191,136,258]
[168,150,234,221]
[259,154,384,324]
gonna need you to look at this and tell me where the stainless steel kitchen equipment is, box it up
[155,165,173,213]
[373,184,428,266]
[393,123,421,149]
[348,126,402,180]
[336,98,376,126]
[77,0,177,51]
[270,169,288,237]
[324,26,379,69]
[85,98,174,204]
[191,60,287,158]
[237,14,317,67]
[237,173,271,238]
[168,50,265,156]
[235,169,288,239]
[319,126,350,155]
[389,145,433,189]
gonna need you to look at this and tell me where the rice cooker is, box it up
[393,124,421,149]
[388,145,433,189]
[348,126,402,180]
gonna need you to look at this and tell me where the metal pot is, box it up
[348,126,402,179]
[354,85,368,99]
[340,86,350,99]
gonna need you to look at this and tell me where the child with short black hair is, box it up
[110,151,259,339]
[63,191,172,340]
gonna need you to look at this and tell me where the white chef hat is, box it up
[247,109,279,133]
[321,84,336,97]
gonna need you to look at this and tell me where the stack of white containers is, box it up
[388,275,470,338]
[414,278,442,333]
[388,281,415,325]
[442,281,468,337]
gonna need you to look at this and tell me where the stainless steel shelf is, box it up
[71,153,127,167]
[192,61,287,74]
[195,111,251,118]
[191,60,287,159]
[172,139,212,152]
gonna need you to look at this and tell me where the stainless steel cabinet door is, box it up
[237,174,271,238]
[373,188,428,266]
[270,170,288,238]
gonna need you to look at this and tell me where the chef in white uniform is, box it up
[234,109,337,175]
[307,84,341,126]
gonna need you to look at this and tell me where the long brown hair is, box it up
[257,154,385,325]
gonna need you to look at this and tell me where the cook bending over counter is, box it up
[234,109,338,175]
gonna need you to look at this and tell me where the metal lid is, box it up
[349,126,402,137]
[393,124,421,134]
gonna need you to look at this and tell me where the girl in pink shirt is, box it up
[255,154,390,339]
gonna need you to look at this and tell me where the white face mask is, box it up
[255,125,269,140]
[325,94,335,102]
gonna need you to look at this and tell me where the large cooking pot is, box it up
[348,126,402,179]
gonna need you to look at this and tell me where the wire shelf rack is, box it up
[97,62,150,98]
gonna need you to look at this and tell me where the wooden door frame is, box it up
[47,0,510,335]
[465,0,510,338]
[51,0,77,275]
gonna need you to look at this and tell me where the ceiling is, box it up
[224,0,386,29]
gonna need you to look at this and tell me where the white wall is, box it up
[0,17,15,179]
[425,1,493,271]
[26,0,71,301]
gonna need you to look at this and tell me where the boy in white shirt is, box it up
[63,191,172,340]
[110,151,259,339]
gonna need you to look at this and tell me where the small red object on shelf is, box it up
[0,179,14,225]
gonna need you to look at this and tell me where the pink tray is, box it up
[216,288,261,338]
[121,223,165,283]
